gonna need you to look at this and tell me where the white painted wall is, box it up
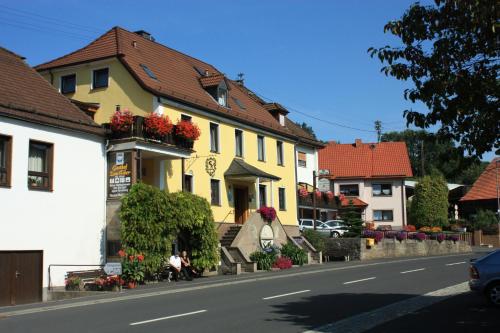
[296,145,318,186]
[333,178,406,228]
[0,117,106,292]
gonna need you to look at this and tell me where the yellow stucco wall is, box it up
[39,59,298,226]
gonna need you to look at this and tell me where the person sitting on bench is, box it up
[169,252,192,281]
[181,250,198,278]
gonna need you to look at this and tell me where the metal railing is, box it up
[48,264,104,291]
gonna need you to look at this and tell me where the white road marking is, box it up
[343,277,376,285]
[304,282,469,333]
[130,309,206,326]
[0,253,473,318]
[400,268,426,274]
[263,290,310,300]
[446,261,466,266]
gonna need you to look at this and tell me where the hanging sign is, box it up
[317,178,331,192]
[205,156,217,177]
[108,151,133,198]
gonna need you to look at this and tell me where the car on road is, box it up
[318,220,348,238]
[469,249,500,306]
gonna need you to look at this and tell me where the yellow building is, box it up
[36,27,308,241]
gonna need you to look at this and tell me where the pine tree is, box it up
[342,201,364,237]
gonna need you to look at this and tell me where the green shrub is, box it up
[409,175,449,228]
[341,201,364,237]
[473,210,499,234]
[302,229,326,253]
[280,242,307,266]
[250,247,278,271]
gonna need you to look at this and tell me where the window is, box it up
[210,179,220,205]
[276,141,284,166]
[373,183,392,196]
[373,210,393,222]
[298,151,307,167]
[210,123,219,153]
[339,184,359,196]
[60,74,76,94]
[217,83,228,107]
[92,68,109,89]
[257,135,265,161]
[181,114,192,122]
[184,174,193,193]
[259,184,267,207]
[231,96,246,110]
[140,64,157,80]
[0,135,12,187]
[279,188,286,210]
[28,140,53,191]
[235,129,243,157]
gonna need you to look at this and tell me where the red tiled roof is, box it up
[319,140,413,179]
[0,47,104,136]
[341,197,368,207]
[263,102,289,115]
[199,74,225,88]
[460,158,500,201]
[35,27,294,138]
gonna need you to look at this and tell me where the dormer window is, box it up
[217,81,228,107]
[263,102,289,127]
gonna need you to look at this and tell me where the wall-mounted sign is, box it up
[205,156,217,177]
[260,224,275,249]
[317,178,331,192]
[318,169,330,176]
[108,151,132,199]
[104,262,122,275]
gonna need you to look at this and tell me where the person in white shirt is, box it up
[169,251,192,281]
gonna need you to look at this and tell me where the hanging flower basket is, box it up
[314,190,322,200]
[298,187,309,198]
[144,113,173,140]
[257,206,277,223]
[326,191,334,201]
[110,109,134,133]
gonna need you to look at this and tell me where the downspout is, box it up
[294,145,299,220]
[181,158,185,191]
[401,179,406,226]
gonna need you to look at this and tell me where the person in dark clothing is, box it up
[169,252,192,281]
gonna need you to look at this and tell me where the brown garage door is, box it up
[0,251,43,306]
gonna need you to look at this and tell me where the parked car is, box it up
[298,219,323,232]
[321,220,348,238]
[469,249,500,306]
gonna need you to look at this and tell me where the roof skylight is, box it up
[231,96,246,110]
[140,64,157,80]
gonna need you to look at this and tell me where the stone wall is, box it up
[323,238,472,260]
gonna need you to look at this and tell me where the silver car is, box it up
[320,220,347,238]
[298,219,323,232]
[469,249,500,306]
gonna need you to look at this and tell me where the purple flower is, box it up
[437,233,446,243]
[415,233,426,241]
[374,231,384,243]
[446,234,459,242]
[396,231,407,242]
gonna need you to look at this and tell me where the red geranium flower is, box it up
[314,190,322,199]
[136,254,144,262]
[118,249,126,258]
[129,255,135,262]
[144,113,173,139]
[326,191,334,201]
[175,120,201,141]
[298,187,309,198]
[110,109,134,133]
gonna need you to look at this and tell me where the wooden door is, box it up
[234,187,249,224]
[0,251,43,306]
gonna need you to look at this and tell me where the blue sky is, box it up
[1,0,493,159]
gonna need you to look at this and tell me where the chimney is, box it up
[134,30,155,42]
[355,139,362,147]
[204,69,210,77]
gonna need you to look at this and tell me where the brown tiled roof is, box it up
[263,102,289,115]
[0,47,104,136]
[460,158,500,201]
[319,140,413,179]
[284,118,325,148]
[35,27,295,139]
[199,74,225,88]
[341,197,368,207]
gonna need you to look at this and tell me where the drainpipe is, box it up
[181,158,185,191]
[256,177,260,209]
[401,179,406,226]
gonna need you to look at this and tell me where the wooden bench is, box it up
[66,269,106,290]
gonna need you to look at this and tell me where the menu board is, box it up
[108,151,133,198]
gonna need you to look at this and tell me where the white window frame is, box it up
[235,129,244,158]
[257,135,266,162]
[372,183,393,197]
[91,67,109,90]
[209,122,220,153]
[373,209,394,222]
[59,73,77,94]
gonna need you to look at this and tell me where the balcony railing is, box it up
[103,116,193,149]
[298,192,339,210]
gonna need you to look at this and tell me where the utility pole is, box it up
[312,170,317,230]
[374,120,382,143]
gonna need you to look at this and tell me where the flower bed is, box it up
[273,257,293,270]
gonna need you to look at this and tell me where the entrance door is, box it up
[0,251,43,306]
[234,187,249,224]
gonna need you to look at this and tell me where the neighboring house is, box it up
[35,27,301,253]
[0,47,106,305]
[459,158,500,219]
[319,139,413,228]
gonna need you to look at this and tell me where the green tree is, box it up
[409,175,449,228]
[341,201,364,237]
[369,0,499,157]
[382,129,483,183]
[295,121,317,139]
[473,209,499,234]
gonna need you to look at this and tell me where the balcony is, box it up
[297,191,339,210]
[103,115,194,150]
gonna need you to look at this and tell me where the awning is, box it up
[224,158,281,182]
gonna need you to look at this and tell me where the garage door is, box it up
[0,251,43,306]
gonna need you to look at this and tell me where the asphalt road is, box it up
[0,252,493,333]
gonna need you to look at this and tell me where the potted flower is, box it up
[257,206,277,223]
[65,276,81,291]
[175,120,201,148]
[298,187,309,198]
[119,249,145,288]
[326,191,334,201]
[314,190,322,200]
[110,109,134,135]
[144,113,173,141]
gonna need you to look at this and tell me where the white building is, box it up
[0,47,106,305]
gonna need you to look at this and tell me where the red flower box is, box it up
[110,109,134,133]
[144,113,173,140]
[175,120,201,141]
[298,187,309,198]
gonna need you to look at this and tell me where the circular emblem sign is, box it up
[260,224,275,249]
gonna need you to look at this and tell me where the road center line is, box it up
[263,290,310,300]
[304,282,469,333]
[446,261,466,266]
[130,309,206,326]
[343,277,376,285]
[400,268,426,274]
